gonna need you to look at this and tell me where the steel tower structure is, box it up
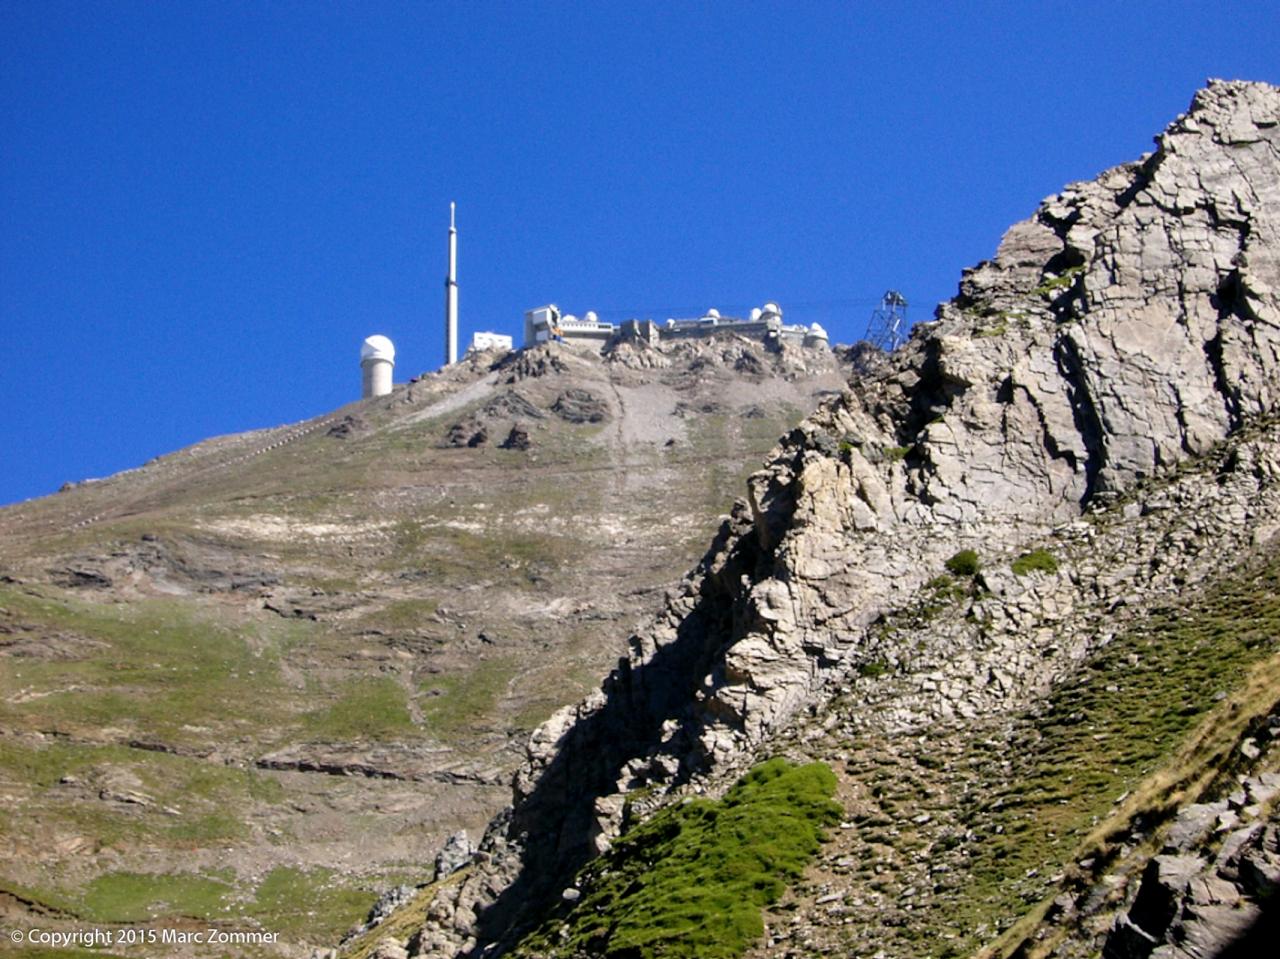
[864,290,908,351]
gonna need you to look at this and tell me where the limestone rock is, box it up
[369,936,409,959]
[434,830,475,879]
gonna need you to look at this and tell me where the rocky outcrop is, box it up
[550,389,610,424]
[402,80,1280,956]
[446,421,488,448]
[326,413,369,439]
[481,390,545,421]
[498,425,531,451]
[255,744,505,786]
[1102,776,1279,959]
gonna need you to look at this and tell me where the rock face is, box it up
[407,80,1280,956]
[1102,775,1280,959]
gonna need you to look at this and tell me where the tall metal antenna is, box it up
[864,290,908,351]
[444,202,458,366]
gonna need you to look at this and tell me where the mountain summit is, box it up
[395,79,1280,959]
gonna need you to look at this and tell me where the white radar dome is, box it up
[361,335,396,363]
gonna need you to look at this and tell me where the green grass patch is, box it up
[364,597,439,631]
[378,522,578,587]
[418,657,517,737]
[1033,263,1086,297]
[0,870,238,925]
[513,757,841,959]
[0,739,132,789]
[944,549,981,577]
[1011,548,1059,576]
[1,864,373,945]
[248,866,376,942]
[0,738,283,861]
[303,677,416,742]
[164,810,249,845]
[913,572,974,619]
[0,585,303,746]
[78,870,235,923]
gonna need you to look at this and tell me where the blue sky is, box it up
[2,1,1278,506]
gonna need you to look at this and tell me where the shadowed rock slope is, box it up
[0,336,852,956]
[383,79,1280,959]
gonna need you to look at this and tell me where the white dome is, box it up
[706,308,721,318]
[361,334,395,363]
[809,322,828,337]
[749,308,762,321]
[762,302,782,317]
[584,311,599,323]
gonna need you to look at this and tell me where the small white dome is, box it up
[706,308,721,318]
[584,311,599,323]
[762,302,782,317]
[749,308,762,321]
[361,334,396,363]
[809,322,828,337]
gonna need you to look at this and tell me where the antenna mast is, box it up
[444,202,458,365]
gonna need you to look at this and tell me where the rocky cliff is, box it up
[395,79,1280,959]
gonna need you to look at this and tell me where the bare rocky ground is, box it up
[0,334,854,957]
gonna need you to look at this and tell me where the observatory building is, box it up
[361,334,395,398]
[470,331,514,353]
[523,306,617,348]
[522,302,829,352]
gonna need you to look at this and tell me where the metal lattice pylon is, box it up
[864,290,908,352]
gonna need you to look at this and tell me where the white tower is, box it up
[444,202,458,366]
[361,334,395,398]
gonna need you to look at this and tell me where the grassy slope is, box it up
[0,583,338,939]
[0,346,840,956]
[745,540,1280,959]
[513,759,842,959]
